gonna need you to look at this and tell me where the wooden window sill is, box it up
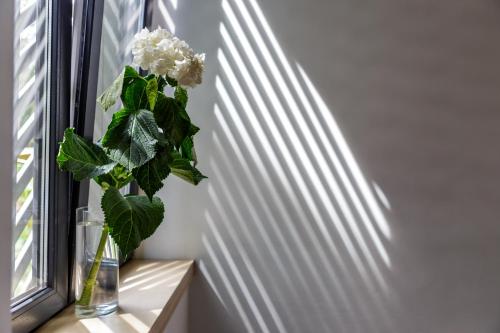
[35,259,194,333]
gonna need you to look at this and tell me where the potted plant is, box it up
[57,27,206,317]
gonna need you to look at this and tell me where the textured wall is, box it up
[139,0,500,332]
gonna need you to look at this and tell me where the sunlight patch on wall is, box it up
[297,65,393,241]
[154,0,401,330]
[201,0,399,329]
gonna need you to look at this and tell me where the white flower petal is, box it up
[130,27,205,86]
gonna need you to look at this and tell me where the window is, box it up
[71,0,148,272]
[88,0,147,214]
[10,0,149,330]
[11,0,71,331]
[12,0,49,302]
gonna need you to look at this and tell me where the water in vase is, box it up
[74,211,119,318]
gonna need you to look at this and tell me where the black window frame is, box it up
[10,0,72,331]
[67,0,105,303]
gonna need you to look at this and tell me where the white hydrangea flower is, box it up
[172,53,205,87]
[132,28,169,74]
[131,27,205,87]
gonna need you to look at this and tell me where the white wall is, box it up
[0,0,14,330]
[139,0,500,332]
[164,292,189,333]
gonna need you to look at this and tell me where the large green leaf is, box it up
[122,66,141,85]
[101,187,164,255]
[57,128,116,180]
[97,66,140,112]
[101,108,130,147]
[123,79,149,111]
[169,151,206,185]
[153,93,191,147]
[174,86,188,109]
[102,108,160,170]
[132,151,171,200]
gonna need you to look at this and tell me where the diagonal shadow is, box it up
[153,0,406,332]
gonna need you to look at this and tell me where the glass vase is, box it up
[74,207,119,317]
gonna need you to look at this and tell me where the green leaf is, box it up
[181,123,200,164]
[174,86,188,109]
[165,76,178,87]
[171,109,192,147]
[146,78,158,110]
[101,187,164,255]
[122,66,141,85]
[169,151,207,185]
[189,123,200,136]
[157,76,168,91]
[132,151,171,200]
[102,108,160,170]
[94,164,133,190]
[153,93,191,148]
[97,72,123,112]
[123,79,149,111]
[101,108,130,147]
[97,66,140,112]
[180,136,195,162]
[57,128,116,181]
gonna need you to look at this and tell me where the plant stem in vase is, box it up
[76,224,109,307]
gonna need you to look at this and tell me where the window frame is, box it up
[10,0,72,331]
[67,0,105,303]
[67,0,150,302]
[11,0,151,329]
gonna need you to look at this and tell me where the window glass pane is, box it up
[88,0,146,212]
[11,0,48,303]
[94,0,145,137]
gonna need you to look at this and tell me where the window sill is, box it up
[35,259,194,333]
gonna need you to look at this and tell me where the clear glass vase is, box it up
[75,207,119,317]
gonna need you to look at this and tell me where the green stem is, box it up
[76,224,109,306]
[108,172,121,189]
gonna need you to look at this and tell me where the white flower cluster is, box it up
[131,27,205,87]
